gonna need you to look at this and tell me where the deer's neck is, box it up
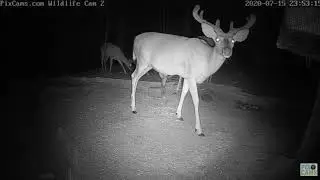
[207,48,226,75]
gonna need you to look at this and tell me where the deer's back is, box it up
[133,32,214,82]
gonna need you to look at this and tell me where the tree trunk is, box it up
[104,0,110,43]
[296,77,320,161]
[160,6,167,33]
[115,16,126,52]
[276,5,320,162]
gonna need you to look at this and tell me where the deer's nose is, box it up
[222,48,232,58]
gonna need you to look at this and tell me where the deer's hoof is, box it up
[176,115,184,121]
[132,111,137,114]
[195,129,205,136]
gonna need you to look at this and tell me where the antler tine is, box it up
[192,5,214,27]
[193,5,225,34]
[192,5,205,24]
[215,19,220,28]
[243,14,256,29]
[229,14,256,34]
[229,21,234,31]
[200,10,204,19]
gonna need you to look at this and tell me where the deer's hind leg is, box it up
[118,60,127,74]
[159,73,167,97]
[109,57,114,73]
[131,60,152,113]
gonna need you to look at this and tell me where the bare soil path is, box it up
[10,69,306,180]
[10,63,314,180]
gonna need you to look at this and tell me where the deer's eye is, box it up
[231,39,235,43]
[216,38,220,42]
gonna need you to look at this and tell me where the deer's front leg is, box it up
[174,76,182,94]
[160,74,167,97]
[176,79,189,121]
[101,52,104,72]
[118,60,127,74]
[188,79,204,136]
[109,57,113,73]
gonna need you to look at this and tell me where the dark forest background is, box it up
[1,0,293,78]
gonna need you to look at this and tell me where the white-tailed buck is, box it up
[100,42,133,74]
[131,5,256,136]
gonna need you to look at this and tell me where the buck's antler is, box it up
[192,5,224,34]
[228,14,256,34]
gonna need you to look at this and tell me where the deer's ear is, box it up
[201,23,217,40]
[233,29,249,42]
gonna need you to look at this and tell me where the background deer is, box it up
[100,42,133,74]
[131,5,256,136]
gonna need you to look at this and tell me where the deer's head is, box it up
[127,58,135,71]
[193,5,256,58]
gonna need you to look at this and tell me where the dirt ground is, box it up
[9,64,314,180]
